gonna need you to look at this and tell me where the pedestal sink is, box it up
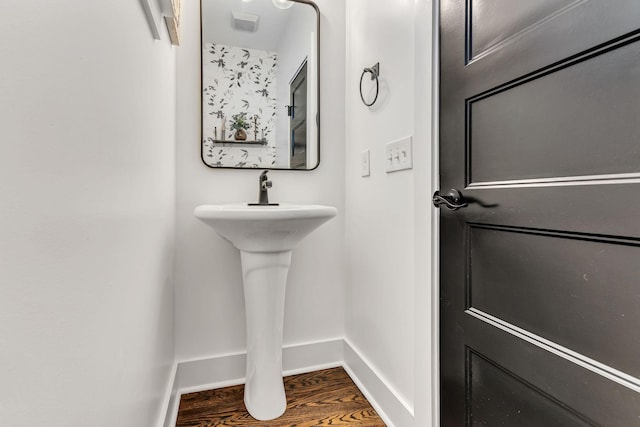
[194,203,337,420]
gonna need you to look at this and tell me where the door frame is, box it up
[430,0,441,425]
[412,0,441,426]
[409,0,444,425]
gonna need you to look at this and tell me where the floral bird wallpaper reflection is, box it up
[202,43,278,168]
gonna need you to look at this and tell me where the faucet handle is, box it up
[261,180,272,190]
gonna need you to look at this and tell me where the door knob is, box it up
[433,189,468,210]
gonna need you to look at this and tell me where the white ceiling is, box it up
[201,0,305,51]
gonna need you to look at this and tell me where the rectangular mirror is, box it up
[201,0,320,170]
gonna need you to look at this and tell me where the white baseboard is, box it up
[343,339,414,427]
[162,338,343,427]
[157,362,177,427]
[161,338,414,427]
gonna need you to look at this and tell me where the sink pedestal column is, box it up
[240,250,292,421]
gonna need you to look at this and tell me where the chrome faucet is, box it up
[250,170,279,206]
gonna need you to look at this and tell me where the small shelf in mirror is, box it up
[211,139,268,145]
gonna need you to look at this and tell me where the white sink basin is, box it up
[194,203,337,252]
[194,202,337,420]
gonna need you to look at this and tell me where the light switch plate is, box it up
[361,149,370,177]
[385,136,413,173]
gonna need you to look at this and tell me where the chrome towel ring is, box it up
[360,62,380,107]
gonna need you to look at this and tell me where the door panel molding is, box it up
[465,29,640,187]
[466,308,640,394]
[465,0,587,64]
[466,223,640,254]
[465,346,597,426]
[465,222,640,379]
[467,173,640,189]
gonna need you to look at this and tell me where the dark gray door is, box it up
[439,1,640,425]
[289,61,307,170]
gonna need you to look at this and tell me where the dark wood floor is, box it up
[176,367,386,426]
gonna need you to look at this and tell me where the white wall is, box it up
[175,0,345,361]
[344,0,434,422]
[0,1,176,426]
[0,0,437,425]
